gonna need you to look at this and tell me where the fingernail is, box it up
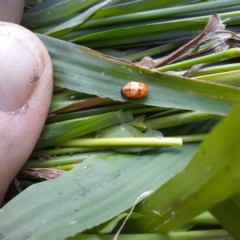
[0,23,45,112]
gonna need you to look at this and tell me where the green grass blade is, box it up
[45,0,112,37]
[127,103,240,233]
[140,111,220,130]
[86,213,128,234]
[47,103,144,123]
[180,5,240,19]
[39,35,240,115]
[30,146,111,157]
[69,29,197,47]
[94,123,163,153]
[131,107,166,115]
[35,111,133,150]
[59,137,182,147]
[123,43,183,62]
[81,0,240,29]
[67,230,232,240]
[24,151,114,168]
[190,212,219,225]
[145,109,187,120]
[22,0,99,28]
[157,48,240,72]
[180,134,207,143]
[195,70,240,87]
[175,63,240,77]
[50,96,117,113]
[210,192,240,238]
[0,144,199,239]
[161,118,219,137]
[96,48,124,58]
[91,0,193,19]
[72,11,240,44]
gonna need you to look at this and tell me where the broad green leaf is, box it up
[210,192,240,238]
[22,0,100,28]
[45,0,112,37]
[35,111,133,150]
[0,144,199,240]
[128,103,240,233]
[38,34,240,115]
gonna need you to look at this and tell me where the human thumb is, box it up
[0,22,53,203]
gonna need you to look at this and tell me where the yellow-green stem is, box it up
[60,137,182,147]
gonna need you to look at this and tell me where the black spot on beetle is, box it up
[121,89,126,97]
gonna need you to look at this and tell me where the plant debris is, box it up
[23,168,66,180]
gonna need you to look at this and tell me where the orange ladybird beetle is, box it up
[121,81,148,99]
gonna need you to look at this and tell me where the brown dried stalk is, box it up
[23,168,66,180]
[154,14,226,68]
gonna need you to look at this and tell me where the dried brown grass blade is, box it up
[135,56,155,69]
[55,97,120,114]
[23,168,66,180]
[154,14,226,68]
[183,64,205,77]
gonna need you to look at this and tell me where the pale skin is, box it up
[0,1,53,203]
